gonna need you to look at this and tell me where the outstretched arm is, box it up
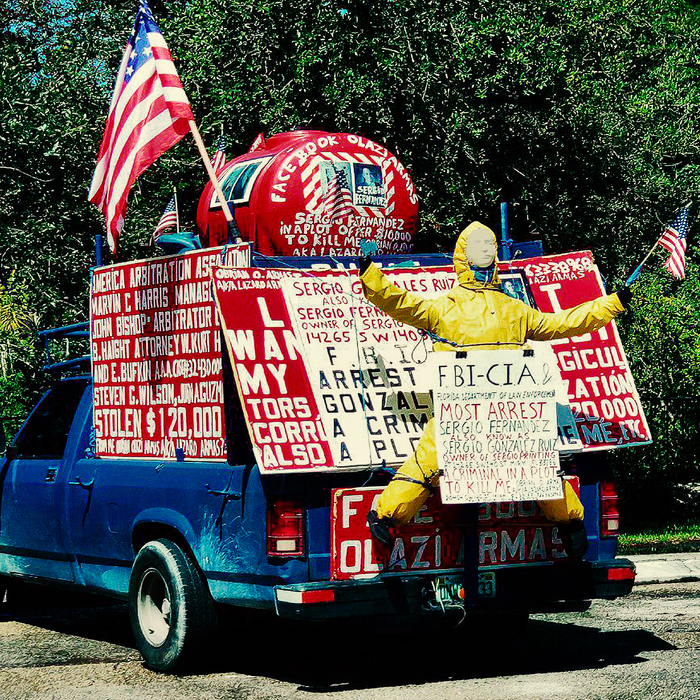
[360,263,438,332]
[526,293,626,341]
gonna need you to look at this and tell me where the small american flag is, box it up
[322,168,354,219]
[248,132,266,152]
[210,133,227,175]
[153,195,177,238]
[659,207,690,280]
[89,0,193,254]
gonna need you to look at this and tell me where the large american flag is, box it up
[659,207,690,280]
[321,167,354,219]
[89,0,193,254]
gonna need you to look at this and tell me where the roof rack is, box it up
[37,322,89,341]
[38,322,90,373]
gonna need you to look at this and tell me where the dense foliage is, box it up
[1,0,698,524]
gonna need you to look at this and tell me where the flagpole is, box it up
[624,238,662,287]
[188,120,240,242]
[173,185,180,234]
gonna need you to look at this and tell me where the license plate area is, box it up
[331,487,566,581]
[478,571,497,598]
[434,572,497,602]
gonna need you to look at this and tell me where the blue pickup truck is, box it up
[0,253,636,673]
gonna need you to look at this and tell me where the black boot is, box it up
[367,510,394,547]
[559,520,589,557]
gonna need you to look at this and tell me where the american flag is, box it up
[321,167,354,219]
[89,0,193,254]
[210,133,227,175]
[659,207,690,280]
[153,195,177,238]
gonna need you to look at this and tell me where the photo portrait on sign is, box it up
[352,163,387,208]
[500,269,534,306]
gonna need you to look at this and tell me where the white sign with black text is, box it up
[432,349,564,504]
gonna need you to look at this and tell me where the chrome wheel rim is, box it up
[137,567,172,647]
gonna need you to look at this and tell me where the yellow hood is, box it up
[453,221,501,289]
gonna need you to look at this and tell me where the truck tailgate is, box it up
[331,486,569,580]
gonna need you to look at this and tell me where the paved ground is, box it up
[1,576,699,700]
[629,551,700,585]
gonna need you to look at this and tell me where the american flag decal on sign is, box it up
[89,0,193,254]
[320,168,354,219]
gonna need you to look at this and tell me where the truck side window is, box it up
[14,379,87,459]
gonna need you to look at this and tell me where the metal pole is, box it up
[95,234,103,267]
[500,201,512,261]
[463,503,480,608]
[173,185,180,235]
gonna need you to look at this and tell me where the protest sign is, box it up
[90,244,249,460]
[508,251,651,449]
[281,268,455,467]
[211,266,335,471]
[331,486,569,580]
[432,350,563,505]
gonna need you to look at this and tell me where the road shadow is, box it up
[0,584,134,651]
[204,611,675,691]
[1,591,675,687]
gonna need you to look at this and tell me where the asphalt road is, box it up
[1,582,699,700]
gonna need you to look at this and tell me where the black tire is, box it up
[128,539,217,672]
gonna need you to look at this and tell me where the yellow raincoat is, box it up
[361,222,625,526]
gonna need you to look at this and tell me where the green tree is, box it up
[1,0,699,523]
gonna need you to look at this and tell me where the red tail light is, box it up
[600,479,620,537]
[606,567,635,581]
[267,499,304,556]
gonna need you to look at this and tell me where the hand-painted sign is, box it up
[507,251,651,449]
[432,351,563,505]
[211,266,334,471]
[196,131,420,256]
[90,244,249,460]
[281,268,456,467]
[331,486,568,580]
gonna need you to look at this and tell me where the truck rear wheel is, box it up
[128,539,217,672]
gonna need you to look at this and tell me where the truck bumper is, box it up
[274,559,636,621]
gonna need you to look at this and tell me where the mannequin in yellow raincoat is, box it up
[360,222,632,553]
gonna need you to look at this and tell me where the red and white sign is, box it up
[509,251,651,449]
[90,244,249,460]
[331,487,569,581]
[211,266,334,471]
[282,268,455,467]
[196,131,420,256]
[213,255,648,473]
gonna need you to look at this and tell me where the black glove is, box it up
[367,509,393,547]
[358,254,373,275]
[559,520,588,558]
[616,286,633,309]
